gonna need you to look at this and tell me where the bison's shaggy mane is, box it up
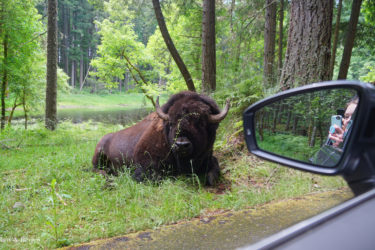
[161,91,221,115]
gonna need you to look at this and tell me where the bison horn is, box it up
[155,97,169,121]
[208,98,230,123]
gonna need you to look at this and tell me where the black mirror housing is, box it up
[243,80,375,195]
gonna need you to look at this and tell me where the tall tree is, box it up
[202,0,216,93]
[277,0,284,77]
[263,0,277,87]
[279,0,333,90]
[1,0,8,130]
[45,0,58,130]
[338,0,363,80]
[329,0,343,79]
[152,0,196,92]
[1,34,8,131]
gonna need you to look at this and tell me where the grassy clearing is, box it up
[57,92,152,110]
[0,113,347,249]
[257,131,321,162]
[10,92,154,119]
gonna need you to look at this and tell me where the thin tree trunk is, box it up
[234,31,242,73]
[310,125,317,147]
[337,0,363,80]
[278,104,284,123]
[258,110,264,141]
[329,0,342,79]
[71,60,76,88]
[80,53,84,89]
[63,3,70,74]
[230,0,235,33]
[152,0,196,92]
[22,91,28,130]
[285,109,292,131]
[202,0,216,93]
[263,0,277,87]
[7,97,20,126]
[292,116,299,135]
[318,121,323,146]
[71,13,76,88]
[1,34,8,131]
[80,64,91,91]
[45,0,58,130]
[277,0,284,77]
[272,104,279,133]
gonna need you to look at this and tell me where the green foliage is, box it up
[90,0,160,101]
[360,65,375,83]
[215,72,264,115]
[0,0,70,127]
[332,0,375,81]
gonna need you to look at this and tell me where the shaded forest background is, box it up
[1,0,375,129]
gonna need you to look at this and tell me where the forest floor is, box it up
[0,93,347,248]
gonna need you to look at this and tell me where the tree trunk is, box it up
[258,110,264,141]
[272,104,279,133]
[71,60,76,88]
[279,0,333,90]
[318,121,324,146]
[202,0,216,93]
[329,0,342,79]
[22,92,28,130]
[45,0,58,130]
[152,0,196,92]
[277,0,284,77]
[80,53,84,89]
[263,0,277,87]
[1,34,8,131]
[292,115,299,135]
[337,0,363,80]
[310,125,317,147]
[285,109,292,131]
[63,3,70,75]
[230,0,235,33]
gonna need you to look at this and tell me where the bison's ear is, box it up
[208,98,230,123]
[155,97,170,121]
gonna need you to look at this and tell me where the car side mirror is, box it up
[243,81,375,195]
[252,87,358,167]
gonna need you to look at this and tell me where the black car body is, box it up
[242,81,375,249]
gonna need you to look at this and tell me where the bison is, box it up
[92,91,230,185]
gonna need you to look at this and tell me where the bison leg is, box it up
[92,150,120,176]
[132,164,164,183]
[206,156,220,186]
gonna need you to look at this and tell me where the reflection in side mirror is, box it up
[254,88,359,167]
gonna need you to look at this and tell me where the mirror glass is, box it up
[254,88,359,167]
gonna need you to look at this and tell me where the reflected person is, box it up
[328,97,358,148]
[310,96,358,166]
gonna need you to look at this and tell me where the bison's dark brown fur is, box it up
[92,91,230,185]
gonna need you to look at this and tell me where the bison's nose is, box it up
[174,137,193,155]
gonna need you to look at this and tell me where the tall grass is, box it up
[0,118,346,248]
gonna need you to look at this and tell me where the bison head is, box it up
[155,91,230,160]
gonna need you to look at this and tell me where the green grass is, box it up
[0,116,347,248]
[10,92,155,119]
[57,92,152,110]
[257,131,321,162]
